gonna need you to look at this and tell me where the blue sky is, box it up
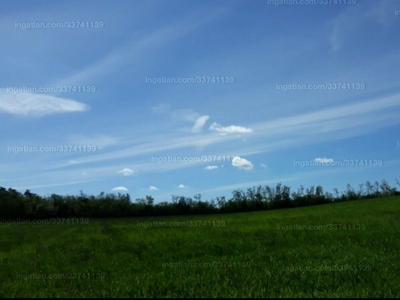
[1,0,400,202]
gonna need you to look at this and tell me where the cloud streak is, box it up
[192,115,210,132]
[0,89,88,117]
[54,9,228,86]
[47,92,400,170]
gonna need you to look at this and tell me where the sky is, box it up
[1,0,400,202]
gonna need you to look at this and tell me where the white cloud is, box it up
[172,109,200,122]
[112,186,128,192]
[149,186,159,191]
[0,89,88,117]
[232,156,254,170]
[260,163,267,168]
[204,165,218,170]
[192,115,210,132]
[315,157,334,164]
[178,184,186,189]
[209,122,253,134]
[118,168,135,176]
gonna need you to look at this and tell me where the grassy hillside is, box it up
[1,197,400,297]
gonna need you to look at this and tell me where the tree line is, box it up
[0,177,399,220]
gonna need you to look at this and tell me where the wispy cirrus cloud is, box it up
[192,115,210,133]
[67,135,120,150]
[54,8,228,86]
[0,89,88,117]
[329,0,396,51]
[152,104,205,126]
[48,92,400,169]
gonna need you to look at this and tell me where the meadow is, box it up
[1,196,399,298]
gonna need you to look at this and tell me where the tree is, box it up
[333,188,340,199]
[145,195,154,206]
[365,181,373,195]
[358,184,364,197]
[316,186,323,197]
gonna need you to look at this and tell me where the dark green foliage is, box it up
[0,177,399,220]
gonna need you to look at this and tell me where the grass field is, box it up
[1,196,400,298]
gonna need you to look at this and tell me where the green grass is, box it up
[1,197,400,297]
